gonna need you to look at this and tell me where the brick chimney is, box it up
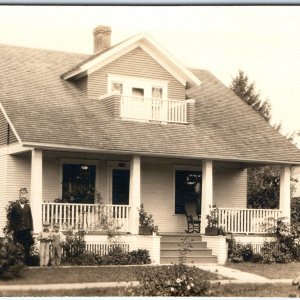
[93,25,111,53]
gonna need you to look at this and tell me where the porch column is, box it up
[129,155,141,234]
[31,149,43,234]
[280,165,291,223]
[201,160,213,234]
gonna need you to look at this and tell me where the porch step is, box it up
[160,256,217,264]
[160,233,217,264]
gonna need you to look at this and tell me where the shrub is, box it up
[101,246,151,265]
[62,228,87,265]
[261,218,300,263]
[0,234,25,280]
[227,237,257,263]
[139,204,158,233]
[127,249,151,265]
[127,264,211,296]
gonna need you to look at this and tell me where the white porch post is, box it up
[201,160,213,234]
[31,149,43,234]
[129,155,141,234]
[280,165,291,223]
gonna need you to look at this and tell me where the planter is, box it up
[205,226,220,236]
[139,226,153,235]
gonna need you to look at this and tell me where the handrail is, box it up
[42,203,130,232]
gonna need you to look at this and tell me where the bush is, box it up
[127,249,151,265]
[127,264,211,296]
[260,218,300,263]
[0,234,25,280]
[101,246,151,265]
[227,238,258,263]
[62,228,87,265]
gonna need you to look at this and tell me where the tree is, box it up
[230,70,272,122]
[230,70,279,208]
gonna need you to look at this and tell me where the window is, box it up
[107,74,168,99]
[62,164,96,204]
[111,82,123,94]
[152,87,163,99]
[175,170,202,214]
[132,88,144,97]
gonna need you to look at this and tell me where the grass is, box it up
[213,283,299,297]
[225,261,300,279]
[0,265,220,285]
[1,283,299,297]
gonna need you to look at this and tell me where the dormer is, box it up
[62,26,200,124]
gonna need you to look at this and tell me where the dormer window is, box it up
[106,73,189,124]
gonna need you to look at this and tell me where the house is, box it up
[1,25,300,265]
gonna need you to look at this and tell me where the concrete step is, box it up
[160,255,218,264]
[160,241,207,249]
[160,235,202,242]
[161,249,213,256]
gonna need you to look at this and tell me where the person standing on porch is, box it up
[51,223,65,266]
[37,221,53,267]
[7,187,34,265]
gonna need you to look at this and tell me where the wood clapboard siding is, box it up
[0,154,8,233]
[213,168,247,208]
[6,155,31,203]
[141,161,186,233]
[87,47,186,100]
[140,161,247,233]
[43,158,60,203]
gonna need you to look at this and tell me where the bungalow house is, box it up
[1,25,300,265]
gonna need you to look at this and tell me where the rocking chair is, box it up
[185,200,201,233]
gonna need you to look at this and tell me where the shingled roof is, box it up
[1,43,300,164]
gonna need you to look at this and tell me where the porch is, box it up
[41,202,284,235]
[2,148,292,265]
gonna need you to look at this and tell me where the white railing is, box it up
[217,208,283,234]
[120,95,187,123]
[42,203,130,232]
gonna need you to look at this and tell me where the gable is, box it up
[84,46,186,100]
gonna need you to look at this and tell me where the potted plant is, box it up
[138,204,158,235]
[205,207,224,236]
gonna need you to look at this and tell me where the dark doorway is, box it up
[112,169,130,205]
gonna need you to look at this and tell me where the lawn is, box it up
[225,262,300,279]
[0,265,220,285]
[0,283,299,297]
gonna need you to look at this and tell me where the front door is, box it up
[110,167,130,205]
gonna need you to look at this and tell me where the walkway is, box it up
[197,265,293,284]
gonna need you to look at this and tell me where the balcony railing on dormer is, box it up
[120,95,188,124]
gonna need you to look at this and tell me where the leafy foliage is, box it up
[101,246,151,265]
[230,69,271,122]
[247,166,280,208]
[260,218,300,263]
[126,264,211,296]
[138,204,158,233]
[0,234,25,280]
[227,237,258,263]
[62,228,87,265]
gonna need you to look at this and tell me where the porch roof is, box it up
[1,43,300,164]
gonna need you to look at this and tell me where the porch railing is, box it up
[120,95,188,123]
[217,208,283,234]
[42,203,130,232]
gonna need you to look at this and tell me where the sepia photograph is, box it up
[0,4,300,297]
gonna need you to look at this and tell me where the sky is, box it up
[0,5,300,141]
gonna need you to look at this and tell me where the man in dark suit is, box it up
[8,188,34,264]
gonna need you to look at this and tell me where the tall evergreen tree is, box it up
[230,70,279,208]
[230,70,272,122]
